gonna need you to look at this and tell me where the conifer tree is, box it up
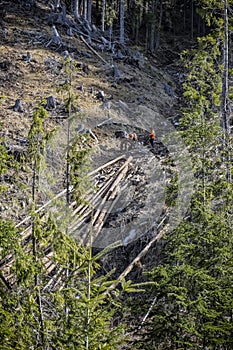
[128,2,233,348]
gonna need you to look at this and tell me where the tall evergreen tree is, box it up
[126,2,233,348]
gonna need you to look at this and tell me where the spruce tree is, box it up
[128,2,233,348]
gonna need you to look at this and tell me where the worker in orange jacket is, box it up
[149,129,155,148]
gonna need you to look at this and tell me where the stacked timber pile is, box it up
[0,111,176,290]
[0,153,154,288]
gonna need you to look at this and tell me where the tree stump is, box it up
[96,90,105,101]
[45,96,59,110]
[12,99,24,113]
[46,25,62,47]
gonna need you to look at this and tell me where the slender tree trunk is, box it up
[183,0,186,31]
[85,207,94,350]
[221,0,231,182]
[32,160,45,347]
[65,68,73,319]
[155,0,163,50]
[87,0,92,23]
[119,0,125,44]
[109,23,113,44]
[83,0,87,20]
[85,247,92,349]
[135,13,139,44]
[197,12,201,35]
[145,23,149,50]
[191,0,194,39]
[74,0,80,19]
[150,0,157,52]
[142,0,147,19]
[101,0,105,31]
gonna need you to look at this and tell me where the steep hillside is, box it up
[0,0,183,217]
[0,2,200,349]
[0,0,191,278]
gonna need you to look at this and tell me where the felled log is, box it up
[93,183,128,238]
[69,157,131,234]
[88,155,126,176]
[43,267,63,291]
[106,214,169,292]
[69,175,117,232]
[91,157,132,227]
[80,35,110,66]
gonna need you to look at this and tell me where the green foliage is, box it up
[165,171,179,207]
[0,213,126,349]
[0,54,126,349]
[105,3,117,26]
[129,5,233,348]
[27,105,50,169]
[0,139,14,180]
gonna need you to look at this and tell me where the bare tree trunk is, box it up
[221,0,231,182]
[150,0,155,52]
[134,12,139,44]
[150,0,158,52]
[85,245,92,349]
[155,0,163,50]
[87,0,92,23]
[190,0,194,40]
[109,23,113,45]
[32,161,45,347]
[183,0,186,32]
[83,0,87,20]
[101,0,106,31]
[145,23,149,50]
[119,0,124,44]
[74,0,80,19]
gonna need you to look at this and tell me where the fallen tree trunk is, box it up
[106,213,169,292]
[80,35,110,66]
[91,157,132,225]
[68,157,131,235]
[93,182,128,238]
[89,157,126,176]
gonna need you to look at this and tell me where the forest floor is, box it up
[0,1,191,285]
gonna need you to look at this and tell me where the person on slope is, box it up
[149,129,155,148]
